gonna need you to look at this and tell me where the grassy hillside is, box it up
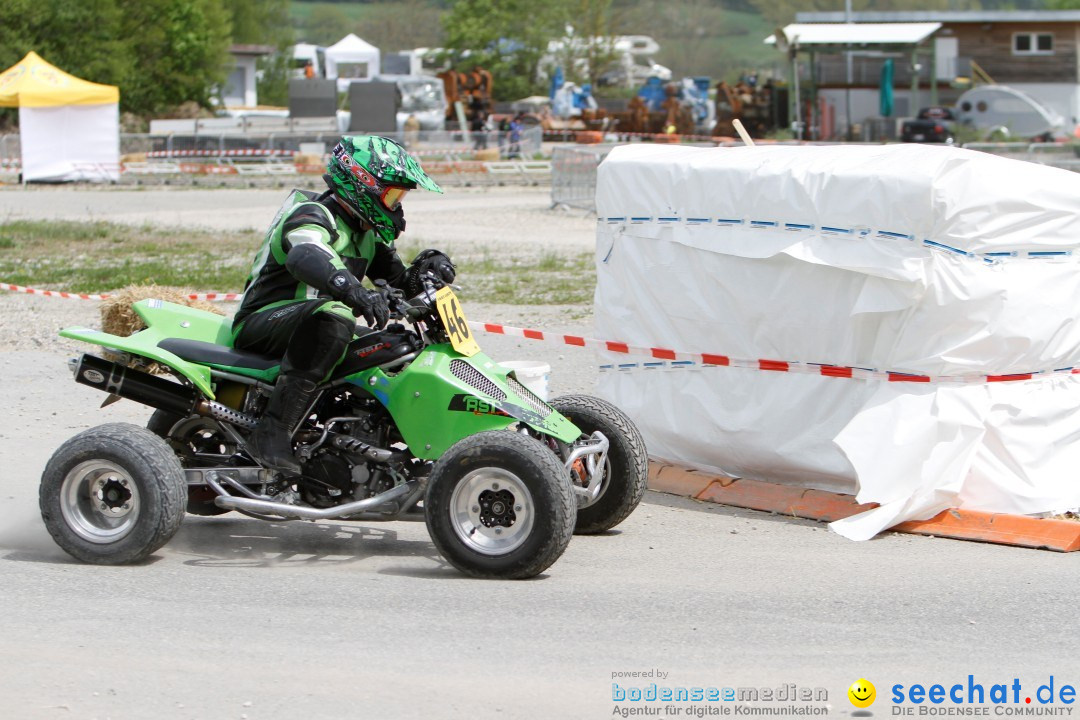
[290,1,444,49]
[289,0,780,82]
[612,2,780,81]
[289,1,379,25]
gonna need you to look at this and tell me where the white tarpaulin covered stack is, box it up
[594,143,1080,539]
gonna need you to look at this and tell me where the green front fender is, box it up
[351,346,581,460]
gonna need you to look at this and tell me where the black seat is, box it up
[159,338,280,372]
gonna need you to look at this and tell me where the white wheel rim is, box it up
[60,460,141,544]
[449,468,534,556]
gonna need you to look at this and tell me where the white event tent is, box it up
[0,52,120,182]
[325,34,381,92]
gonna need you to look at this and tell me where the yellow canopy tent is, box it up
[0,52,120,181]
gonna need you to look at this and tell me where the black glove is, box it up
[343,286,389,329]
[405,249,456,297]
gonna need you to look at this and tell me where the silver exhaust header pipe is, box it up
[195,399,257,430]
[565,431,609,503]
[208,472,416,520]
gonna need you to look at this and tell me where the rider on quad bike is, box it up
[234,135,457,473]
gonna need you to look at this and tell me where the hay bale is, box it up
[474,148,501,162]
[100,286,225,375]
[101,284,224,338]
[293,153,324,167]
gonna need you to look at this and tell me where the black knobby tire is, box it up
[146,408,183,438]
[147,409,230,516]
[549,395,649,534]
[425,430,575,579]
[39,423,187,564]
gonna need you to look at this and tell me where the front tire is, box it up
[39,423,187,564]
[425,430,575,579]
[549,395,649,534]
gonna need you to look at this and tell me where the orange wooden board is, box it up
[648,462,1080,552]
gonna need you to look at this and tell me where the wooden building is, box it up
[789,10,1080,137]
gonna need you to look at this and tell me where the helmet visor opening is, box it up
[380,186,409,211]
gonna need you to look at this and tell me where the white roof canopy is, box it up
[325,33,381,89]
[327,33,379,57]
[766,22,942,48]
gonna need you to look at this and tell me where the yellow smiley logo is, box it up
[848,678,876,708]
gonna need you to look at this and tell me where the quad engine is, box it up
[295,390,420,508]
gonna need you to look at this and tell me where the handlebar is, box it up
[372,279,410,321]
[375,272,463,323]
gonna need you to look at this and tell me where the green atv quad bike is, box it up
[39,277,648,579]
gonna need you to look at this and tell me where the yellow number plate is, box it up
[435,286,480,357]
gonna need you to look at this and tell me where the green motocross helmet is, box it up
[326,135,443,243]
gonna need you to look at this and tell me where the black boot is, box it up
[247,375,318,474]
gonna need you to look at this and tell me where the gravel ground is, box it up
[0,185,596,256]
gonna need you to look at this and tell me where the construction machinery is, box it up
[437,67,494,127]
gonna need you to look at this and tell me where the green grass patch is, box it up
[460,250,594,306]
[0,220,256,294]
[0,220,596,306]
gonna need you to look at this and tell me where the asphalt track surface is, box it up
[3,364,1077,720]
[0,189,1077,719]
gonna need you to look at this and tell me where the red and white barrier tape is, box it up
[608,131,723,143]
[597,131,822,145]
[176,164,241,175]
[470,320,1080,386]
[145,149,297,159]
[0,283,239,302]
[3,282,1073,384]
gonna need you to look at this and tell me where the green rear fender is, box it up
[353,346,581,460]
[59,299,236,399]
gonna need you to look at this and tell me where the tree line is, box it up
[0,0,291,116]
[1,0,1062,121]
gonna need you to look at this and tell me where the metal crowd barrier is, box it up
[0,133,18,166]
[550,145,616,211]
[108,159,551,188]
[116,127,543,159]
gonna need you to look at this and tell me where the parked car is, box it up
[900,106,956,144]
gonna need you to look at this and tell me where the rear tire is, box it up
[40,423,186,564]
[148,409,231,516]
[425,430,574,579]
[146,408,183,438]
[549,395,648,534]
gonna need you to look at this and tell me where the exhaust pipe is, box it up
[75,353,196,416]
[207,472,417,520]
[74,354,257,429]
